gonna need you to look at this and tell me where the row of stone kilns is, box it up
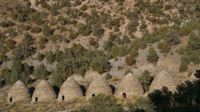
[7,71,177,104]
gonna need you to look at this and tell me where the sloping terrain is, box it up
[0,0,200,111]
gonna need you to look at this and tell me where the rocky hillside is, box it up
[0,0,200,95]
[0,0,200,111]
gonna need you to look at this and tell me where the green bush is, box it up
[69,31,78,40]
[106,74,112,80]
[42,24,54,36]
[139,70,153,92]
[12,40,36,60]
[129,97,155,112]
[178,25,193,36]
[4,61,31,85]
[0,21,15,27]
[179,56,190,72]
[45,51,55,63]
[77,94,124,112]
[37,53,44,61]
[166,32,180,45]
[0,53,7,64]
[92,24,105,38]
[80,4,88,11]
[38,36,48,49]
[90,55,111,73]
[33,64,50,80]
[51,70,64,87]
[31,26,41,33]
[157,41,170,53]
[125,54,136,66]
[187,33,200,50]
[147,47,159,63]
[31,11,44,25]
[77,23,92,36]
[89,38,98,47]
[6,39,16,50]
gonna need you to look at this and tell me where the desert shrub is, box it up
[147,47,159,63]
[106,74,112,80]
[7,28,18,38]
[0,21,15,27]
[121,36,131,45]
[0,53,7,64]
[110,45,130,58]
[109,45,121,58]
[39,0,51,9]
[38,36,48,49]
[89,38,98,47]
[157,41,170,53]
[187,33,200,50]
[90,54,111,73]
[51,70,64,87]
[12,38,36,60]
[139,70,153,92]
[42,24,54,36]
[80,4,88,11]
[104,40,114,51]
[5,60,32,85]
[69,31,78,40]
[33,64,50,80]
[178,24,193,36]
[166,32,180,45]
[57,16,67,25]
[13,3,34,22]
[77,94,124,112]
[92,24,105,38]
[56,44,92,76]
[127,10,139,20]
[1,68,10,82]
[77,23,92,36]
[50,5,59,16]
[55,45,111,76]
[6,39,16,50]
[125,54,136,66]
[129,47,139,57]
[129,97,155,112]
[50,34,63,42]
[179,55,190,72]
[138,39,148,49]
[20,24,31,31]
[127,20,139,32]
[55,50,64,62]
[60,0,71,7]
[31,11,44,25]
[37,53,44,61]
[116,0,125,5]
[31,26,41,33]
[74,0,82,6]
[45,51,55,63]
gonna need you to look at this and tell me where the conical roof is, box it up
[115,73,144,100]
[149,71,177,92]
[7,80,30,103]
[84,70,100,82]
[32,80,56,102]
[86,75,112,99]
[58,77,83,102]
